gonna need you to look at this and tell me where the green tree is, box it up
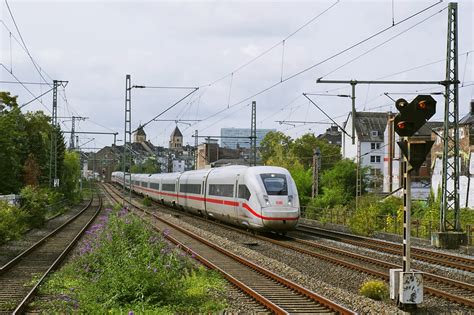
[24,111,53,186]
[60,151,81,201]
[54,126,66,183]
[266,145,312,207]
[130,157,160,174]
[0,92,27,193]
[291,133,341,171]
[260,131,292,164]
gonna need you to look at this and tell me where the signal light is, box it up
[394,95,436,137]
[418,100,427,109]
[395,98,408,112]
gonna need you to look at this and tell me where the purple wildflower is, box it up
[128,311,134,315]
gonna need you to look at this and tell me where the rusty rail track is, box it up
[107,183,474,308]
[103,183,355,315]
[0,195,102,315]
[297,223,474,273]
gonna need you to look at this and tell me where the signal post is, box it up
[389,96,436,310]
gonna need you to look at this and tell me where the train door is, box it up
[233,174,240,219]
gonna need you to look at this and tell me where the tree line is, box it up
[0,91,81,243]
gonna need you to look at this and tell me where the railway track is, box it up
[107,183,474,309]
[103,183,355,314]
[296,223,474,273]
[0,194,102,315]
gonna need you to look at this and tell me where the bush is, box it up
[142,196,152,207]
[38,209,227,313]
[20,185,50,228]
[348,195,382,236]
[0,201,27,244]
[359,280,388,300]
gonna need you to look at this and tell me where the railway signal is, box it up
[394,95,436,137]
[391,95,436,310]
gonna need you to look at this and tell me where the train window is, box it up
[209,184,234,198]
[260,174,288,196]
[238,185,251,201]
[141,182,148,188]
[180,184,201,194]
[150,183,160,190]
[162,183,176,192]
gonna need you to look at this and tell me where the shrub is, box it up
[0,201,27,244]
[142,196,152,207]
[20,185,49,228]
[359,280,388,300]
[348,195,382,236]
[38,209,227,313]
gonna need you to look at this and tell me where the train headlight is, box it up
[288,195,293,206]
[263,195,270,207]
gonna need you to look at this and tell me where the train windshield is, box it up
[260,174,288,196]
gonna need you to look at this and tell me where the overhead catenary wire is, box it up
[4,0,51,86]
[302,93,351,138]
[320,6,447,79]
[134,88,199,133]
[201,0,340,88]
[0,63,51,113]
[189,1,444,131]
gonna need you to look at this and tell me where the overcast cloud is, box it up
[1,0,473,149]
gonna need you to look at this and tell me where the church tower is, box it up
[133,125,146,143]
[169,126,183,152]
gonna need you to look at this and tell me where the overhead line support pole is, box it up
[124,74,132,206]
[251,101,257,166]
[194,130,198,170]
[49,79,68,188]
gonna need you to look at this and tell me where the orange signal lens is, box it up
[418,100,427,109]
[397,122,406,129]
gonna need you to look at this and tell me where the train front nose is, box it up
[260,195,299,231]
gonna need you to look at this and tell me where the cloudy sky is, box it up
[1,0,473,150]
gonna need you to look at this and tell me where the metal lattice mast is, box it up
[440,3,460,232]
[194,129,198,170]
[355,139,362,208]
[251,101,257,166]
[69,116,76,150]
[49,80,59,187]
[123,74,132,205]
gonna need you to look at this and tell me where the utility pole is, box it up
[438,3,465,247]
[123,74,132,205]
[68,116,87,150]
[49,80,68,188]
[312,148,321,198]
[194,130,198,170]
[250,101,257,166]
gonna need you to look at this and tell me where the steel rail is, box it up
[107,182,474,308]
[12,195,102,314]
[103,184,355,315]
[0,198,93,275]
[296,223,474,272]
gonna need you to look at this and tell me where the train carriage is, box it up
[111,165,300,233]
[159,172,180,206]
[177,169,211,216]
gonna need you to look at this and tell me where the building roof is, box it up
[459,101,474,125]
[317,125,341,145]
[171,126,183,138]
[353,112,388,142]
[417,121,444,136]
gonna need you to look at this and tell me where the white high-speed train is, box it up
[111,165,300,232]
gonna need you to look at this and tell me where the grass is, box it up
[36,207,227,313]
